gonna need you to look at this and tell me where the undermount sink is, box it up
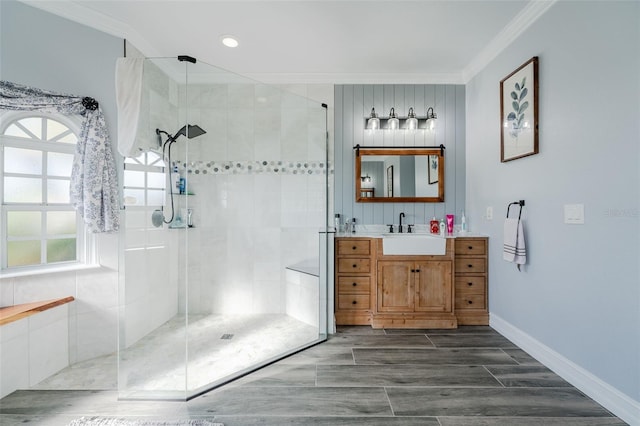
[382,233,446,255]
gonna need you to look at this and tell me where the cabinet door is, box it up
[377,261,413,312]
[415,261,452,313]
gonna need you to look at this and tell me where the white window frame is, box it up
[0,111,97,278]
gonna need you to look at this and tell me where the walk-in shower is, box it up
[119,56,330,400]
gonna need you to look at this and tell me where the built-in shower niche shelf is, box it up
[171,192,196,196]
[168,224,194,229]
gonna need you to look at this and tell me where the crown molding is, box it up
[19,0,160,58]
[222,72,466,85]
[462,0,557,83]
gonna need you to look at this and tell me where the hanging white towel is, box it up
[503,218,526,269]
[115,57,144,157]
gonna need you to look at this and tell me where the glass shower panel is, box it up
[118,56,329,401]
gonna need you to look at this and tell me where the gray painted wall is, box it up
[0,0,123,362]
[466,0,639,405]
[334,84,466,227]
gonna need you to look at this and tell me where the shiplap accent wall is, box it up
[334,84,466,227]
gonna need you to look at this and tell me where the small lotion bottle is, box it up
[439,219,446,236]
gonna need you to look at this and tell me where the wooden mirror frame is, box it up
[355,147,445,203]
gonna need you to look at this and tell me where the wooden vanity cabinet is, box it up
[334,235,488,328]
[372,238,457,329]
[454,237,489,325]
[334,238,374,325]
[377,260,452,313]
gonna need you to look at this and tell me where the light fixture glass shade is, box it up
[366,107,380,130]
[388,107,399,130]
[425,107,437,131]
[406,107,418,130]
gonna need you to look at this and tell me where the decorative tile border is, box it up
[176,160,333,176]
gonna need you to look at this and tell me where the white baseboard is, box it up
[490,313,639,426]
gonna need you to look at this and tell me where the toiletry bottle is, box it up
[334,214,341,233]
[172,165,180,194]
[179,175,186,194]
[187,209,193,227]
[461,210,467,232]
[439,218,446,236]
[446,214,454,234]
[351,218,357,233]
[430,217,439,234]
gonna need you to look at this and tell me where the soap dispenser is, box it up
[439,218,446,236]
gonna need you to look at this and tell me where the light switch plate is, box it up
[564,204,585,224]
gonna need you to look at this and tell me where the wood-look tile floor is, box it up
[0,326,627,425]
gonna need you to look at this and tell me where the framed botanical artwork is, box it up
[386,165,394,197]
[500,56,539,162]
[428,155,438,184]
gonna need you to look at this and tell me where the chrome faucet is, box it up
[399,212,405,233]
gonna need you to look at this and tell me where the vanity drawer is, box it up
[455,293,486,310]
[337,240,371,256]
[337,258,371,273]
[455,276,486,294]
[455,258,486,274]
[455,239,486,256]
[338,276,371,294]
[338,294,371,311]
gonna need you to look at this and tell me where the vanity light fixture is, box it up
[387,107,399,130]
[360,174,372,183]
[221,35,239,48]
[366,107,380,130]
[406,107,418,130]
[425,107,437,131]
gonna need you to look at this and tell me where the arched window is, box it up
[1,112,92,271]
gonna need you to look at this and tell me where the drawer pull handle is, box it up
[467,264,473,268]
[468,246,473,250]
[352,246,357,250]
[352,300,357,305]
[352,282,357,286]
[352,264,357,268]
[468,282,473,286]
[468,300,473,304]
[411,269,415,272]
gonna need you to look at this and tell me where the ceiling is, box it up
[22,0,553,84]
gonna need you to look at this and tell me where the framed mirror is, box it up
[355,147,444,202]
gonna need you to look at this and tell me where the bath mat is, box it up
[68,417,222,426]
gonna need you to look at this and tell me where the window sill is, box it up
[0,263,102,280]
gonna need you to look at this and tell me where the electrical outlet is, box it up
[486,206,493,220]
[564,204,585,224]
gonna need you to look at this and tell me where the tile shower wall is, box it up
[173,83,333,315]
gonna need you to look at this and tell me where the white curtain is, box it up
[0,80,120,233]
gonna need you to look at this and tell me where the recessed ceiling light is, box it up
[221,35,239,48]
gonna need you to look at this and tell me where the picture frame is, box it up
[500,56,539,162]
[428,155,439,184]
[386,165,394,197]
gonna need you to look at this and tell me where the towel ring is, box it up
[507,200,525,220]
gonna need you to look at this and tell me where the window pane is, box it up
[124,170,145,187]
[7,240,41,267]
[4,124,31,138]
[17,117,43,139]
[147,189,165,206]
[47,238,76,263]
[57,132,78,144]
[147,152,164,166]
[147,171,165,188]
[46,119,74,143]
[47,211,77,235]
[47,152,74,177]
[4,177,42,203]
[123,189,145,206]
[4,147,42,174]
[47,179,70,203]
[7,211,42,237]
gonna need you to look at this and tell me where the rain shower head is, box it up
[175,124,206,139]
[155,124,206,145]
